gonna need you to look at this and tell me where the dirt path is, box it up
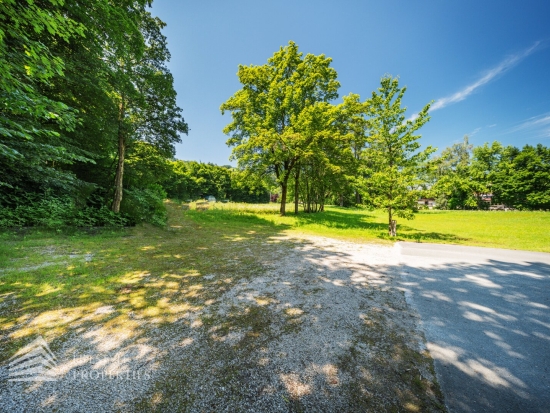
[1,227,445,411]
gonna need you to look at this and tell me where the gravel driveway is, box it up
[0,236,444,412]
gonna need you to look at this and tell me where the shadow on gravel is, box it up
[399,257,550,413]
[0,203,445,412]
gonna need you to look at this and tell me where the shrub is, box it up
[120,184,167,226]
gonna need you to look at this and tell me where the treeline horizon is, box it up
[220,41,549,236]
[160,137,550,212]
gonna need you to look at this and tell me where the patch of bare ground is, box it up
[0,207,445,412]
[130,235,445,412]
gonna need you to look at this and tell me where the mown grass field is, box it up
[189,202,550,252]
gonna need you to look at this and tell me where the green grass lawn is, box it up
[0,201,282,359]
[188,202,550,252]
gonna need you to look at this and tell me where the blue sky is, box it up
[151,0,550,165]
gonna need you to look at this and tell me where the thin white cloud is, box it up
[507,112,550,139]
[488,124,497,128]
[467,127,481,137]
[408,42,541,122]
[431,42,540,111]
[511,113,550,131]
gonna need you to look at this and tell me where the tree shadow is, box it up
[295,209,471,244]
[390,231,471,243]
[0,204,443,412]
[398,252,550,413]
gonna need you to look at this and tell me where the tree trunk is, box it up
[355,190,361,205]
[388,207,396,236]
[339,194,343,207]
[280,183,288,215]
[112,98,126,213]
[294,168,300,215]
[389,220,396,237]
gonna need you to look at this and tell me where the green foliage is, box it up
[221,41,340,214]
[429,136,486,210]
[0,195,127,229]
[296,103,355,212]
[163,161,269,203]
[361,76,434,234]
[0,1,185,227]
[121,184,168,227]
[429,140,550,211]
[471,143,550,210]
[0,0,93,193]
[125,142,172,188]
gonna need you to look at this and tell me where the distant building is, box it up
[417,198,436,209]
[206,195,216,202]
[479,193,493,203]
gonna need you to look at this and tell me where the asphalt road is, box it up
[397,242,550,413]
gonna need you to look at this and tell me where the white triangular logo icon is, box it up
[8,336,58,381]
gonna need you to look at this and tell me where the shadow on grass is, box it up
[294,208,470,243]
[388,231,471,243]
[294,210,381,230]
[185,208,290,229]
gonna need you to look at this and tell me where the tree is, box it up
[473,143,550,210]
[430,136,485,209]
[292,102,353,212]
[337,93,371,205]
[362,76,434,236]
[0,0,89,198]
[220,41,340,215]
[0,0,187,227]
[110,11,188,212]
[37,0,146,205]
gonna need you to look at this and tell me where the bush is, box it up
[120,184,167,226]
[0,195,128,229]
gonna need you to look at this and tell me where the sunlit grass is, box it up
[0,202,281,359]
[186,202,550,252]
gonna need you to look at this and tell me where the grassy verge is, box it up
[0,202,279,359]
[187,202,550,252]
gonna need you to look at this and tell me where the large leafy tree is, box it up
[0,0,188,227]
[362,76,434,236]
[38,0,147,200]
[220,41,340,215]
[0,0,88,197]
[36,1,187,213]
[109,11,188,212]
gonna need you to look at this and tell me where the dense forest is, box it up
[0,0,188,227]
[1,3,548,230]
